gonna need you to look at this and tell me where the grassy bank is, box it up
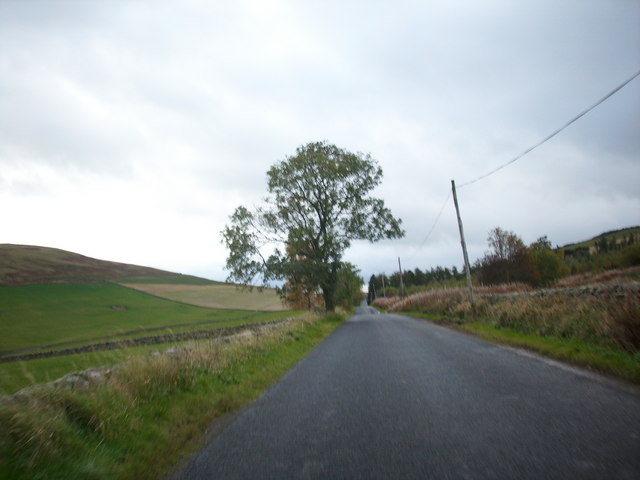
[0,313,344,480]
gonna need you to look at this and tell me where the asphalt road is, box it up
[173,306,640,479]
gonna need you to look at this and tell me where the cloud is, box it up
[0,0,638,284]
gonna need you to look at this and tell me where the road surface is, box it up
[173,306,640,479]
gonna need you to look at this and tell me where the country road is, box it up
[172,306,640,479]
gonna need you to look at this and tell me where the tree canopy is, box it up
[221,141,404,310]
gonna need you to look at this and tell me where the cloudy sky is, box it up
[1,0,639,284]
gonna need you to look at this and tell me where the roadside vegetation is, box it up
[0,313,345,480]
[371,226,640,384]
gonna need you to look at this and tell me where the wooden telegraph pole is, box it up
[398,257,405,298]
[451,180,476,319]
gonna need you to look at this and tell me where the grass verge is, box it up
[402,311,640,385]
[2,341,201,395]
[0,313,345,480]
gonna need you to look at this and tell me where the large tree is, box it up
[221,141,404,311]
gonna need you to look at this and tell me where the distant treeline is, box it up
[368,266,466,301]
[368,226,640,303]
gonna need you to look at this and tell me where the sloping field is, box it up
[0,284,287,356]
[0,244,293,394]
[120,283,286,311]
[562,226,640,250]
[0,244,173,285]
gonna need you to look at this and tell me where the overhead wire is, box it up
[458,69,640,188]
[405,69,640,264]
[406,190,452,262]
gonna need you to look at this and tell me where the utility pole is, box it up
[451,179,476,319]
[381,274,386,297]
[398,257,405,298]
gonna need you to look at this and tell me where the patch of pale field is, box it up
[120,283,287,311]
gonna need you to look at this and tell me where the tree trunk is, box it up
[322,287,335,312]
[321,262,340,312]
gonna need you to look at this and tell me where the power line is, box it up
[402,69,639,267]
[459,69,640,188]
[407,190,452,261]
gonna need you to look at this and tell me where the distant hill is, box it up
[562,226,640,258]
[0,244,194,286]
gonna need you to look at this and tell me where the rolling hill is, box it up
[0,243,285,312]
[561,226,639,258]
[0,244,177,285]
[0,245,291,393]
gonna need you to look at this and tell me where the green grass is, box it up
[462,323,640,384]
[0,283,291,354]
[0,314,345,480]
[1,341,193,395]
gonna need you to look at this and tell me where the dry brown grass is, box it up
[373,282,640,352]
[0,244,171,285]
[603,293,640,352]
[120,283,286,311]
[556,266,640,288]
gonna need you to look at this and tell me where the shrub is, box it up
[603,292,640,352]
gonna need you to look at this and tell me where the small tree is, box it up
[476,227,537,285]
[530,236,562,286]
[221,141,404,311]
[367,275,377,305]
[334,263,364,309]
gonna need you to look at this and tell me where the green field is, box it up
[0,283,287,354]
[0,245,301,396]
[0,283,300,394]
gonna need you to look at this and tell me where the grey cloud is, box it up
[0,0,638,280]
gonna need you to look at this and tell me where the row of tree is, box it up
[474,228,560,286]
[367,266,466,303]
[475,227,640,285]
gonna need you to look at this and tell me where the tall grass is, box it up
[373,284,640,352]
[0,314,344,479]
